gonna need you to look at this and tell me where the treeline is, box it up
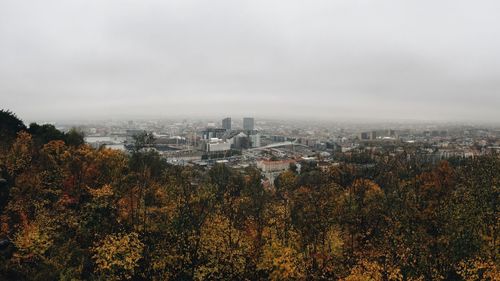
[0,110,498,280]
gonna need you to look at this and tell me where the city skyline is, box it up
[1,1,499,279]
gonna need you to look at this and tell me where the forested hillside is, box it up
[0,110,498,280]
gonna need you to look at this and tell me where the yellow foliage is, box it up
[41,140,68,163]
[88,184,114,198]
[323,227,344,256]
[12,223,53,261]
[96,148,127,165]
[257,237,305,281]
[4,131,33,176]
[263,202,290,235]
[456,258,499,281]
[343,260,402,281]
[351,179,383,201]
[194,213,253,280]
[11,208,57,262]
[117,187,141,223]
[91,232,144,280]
[149,245,188,281]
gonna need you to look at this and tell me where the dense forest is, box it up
[0,110,498,280]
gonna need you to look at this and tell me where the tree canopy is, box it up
[0,111,498,280]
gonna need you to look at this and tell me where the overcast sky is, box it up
[1,0,499,122]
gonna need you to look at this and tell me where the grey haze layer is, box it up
[1,0,499,122]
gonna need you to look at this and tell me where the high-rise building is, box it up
[250,133,261,148]
[222,117,231,130]
[360,132,370,140]
[243,117,254,131]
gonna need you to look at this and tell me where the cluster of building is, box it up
[75,117,500,186]
[200,117,261,157]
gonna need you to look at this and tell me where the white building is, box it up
[257,159,295,173]
[207,139,231,152]
[250,133,261,148]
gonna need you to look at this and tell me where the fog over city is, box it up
[1,0,499,122]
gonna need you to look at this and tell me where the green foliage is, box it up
[65,128,85,147]
[0,109,27,150]
[131,131,155,152]
[28,123,65,147]
[28,123,85,147]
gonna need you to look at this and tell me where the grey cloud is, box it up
[1,0,499,122]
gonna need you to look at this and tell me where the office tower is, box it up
[250,133,261,148]
[243,117,254,131]
[222,117,231,130]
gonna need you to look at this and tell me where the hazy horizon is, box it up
[19,114,500,128]
[1,0,500,122]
